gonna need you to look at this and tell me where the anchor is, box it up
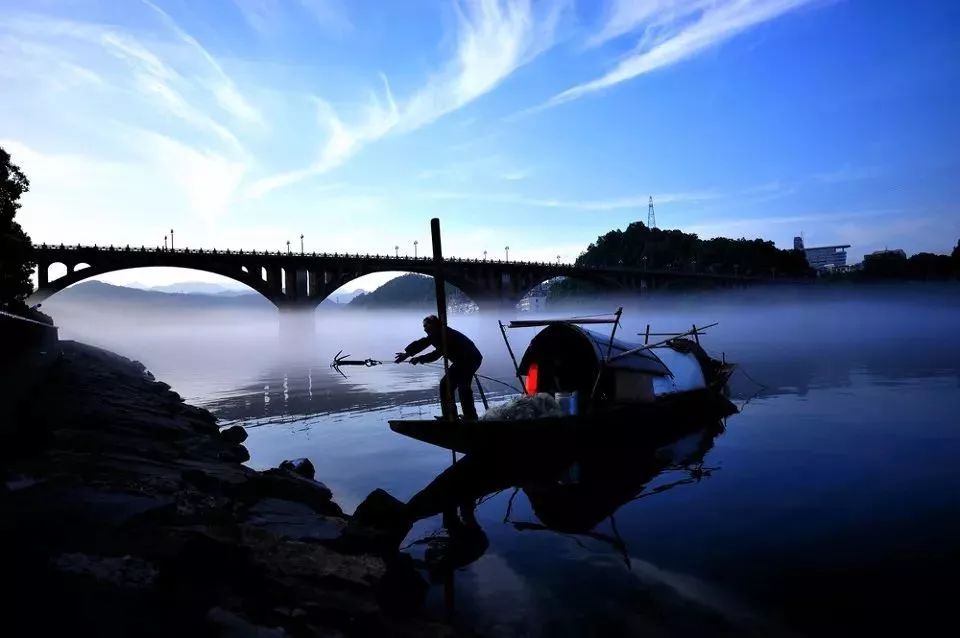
[331,350,383,377]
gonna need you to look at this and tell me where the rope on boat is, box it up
[330,350,523,396]
[736,365,768,391]
[418,361,523,395]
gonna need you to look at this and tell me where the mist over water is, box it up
[42,284,960,636]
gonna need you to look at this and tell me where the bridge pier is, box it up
[470,294,520,315]
[267,265,281,295]
[277,304,316,341]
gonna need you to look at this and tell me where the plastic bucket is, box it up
[555,391,578,416]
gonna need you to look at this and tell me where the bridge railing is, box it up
[34,243,580,268]
[33,244,779,278]
[33,244,784,279]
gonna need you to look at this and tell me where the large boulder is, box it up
[241,468,340,517]
[52,553,159,590]
[352,489,407,528]
[244,498,346,542]
[278,458,315,480]
[340,489,412,556]
[220,425,248,445]
[220,444,251,464]
[206,608,288,638]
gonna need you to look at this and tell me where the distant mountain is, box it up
[45,281,350,312]
[45,281,273,310]
[348,274,472,310]
[327,289,367,304]
[149,282,243,295]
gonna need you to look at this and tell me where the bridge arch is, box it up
[320,270,480,311]
[30,263,278,307]
[512,272,629,310]
[47,262,68,283]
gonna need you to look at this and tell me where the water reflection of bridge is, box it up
[30,244,765,311]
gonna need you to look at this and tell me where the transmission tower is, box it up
[647,196,656,229]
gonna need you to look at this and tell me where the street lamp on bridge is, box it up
[557,254,561,264]
[164,235,167,251]
[395,245,399,258]
[505,245,509,261]
[483,250,487,261]
[414,240,418,258]
[286,240,290,254]
[300,234,304,255]
[170,229,174,250]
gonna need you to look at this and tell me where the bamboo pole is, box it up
[590,306,623,399]
[613,322,719,362]
[430,219,457,464]
[499,320,525,394]
[474,375,489,410]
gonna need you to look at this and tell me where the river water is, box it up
[47,285,960,636]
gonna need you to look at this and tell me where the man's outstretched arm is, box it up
[412,349,443,364]
[395,337,431,363]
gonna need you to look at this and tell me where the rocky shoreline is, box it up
[1,341,453,637]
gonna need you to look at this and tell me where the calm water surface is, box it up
[49,286,960,636]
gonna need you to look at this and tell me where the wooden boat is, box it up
[390,310,736,454]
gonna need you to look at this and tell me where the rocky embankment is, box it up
[1,341,450,637]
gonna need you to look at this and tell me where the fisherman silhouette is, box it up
[396,315,482,420]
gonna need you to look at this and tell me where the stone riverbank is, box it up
[0,341,456,637]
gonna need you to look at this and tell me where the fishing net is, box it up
[481,393,563,421]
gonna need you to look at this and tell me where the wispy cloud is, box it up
[143,1,263,125]
[684,208,904,245]
[141,132,247,220]
[101,32,244,148]
[539,0,816,111]
[248,0,565,197]
[419,189,720,210]
[586,0,715,48]
[500,167,533,181]
[811,163,882,184]
[415,156,532,182]
[3,8,255,149]
[298,0,353,33]
[1,6,254,223]
[232,0,353,36]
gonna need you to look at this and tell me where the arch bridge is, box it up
[30,244,761,312]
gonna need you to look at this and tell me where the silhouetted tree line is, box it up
[574,222,812,276]
[549,222,812,299]
[855,243,960,280]
[1,145,34,313]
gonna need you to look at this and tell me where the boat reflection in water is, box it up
[403,416,727,592]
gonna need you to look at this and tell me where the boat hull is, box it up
[389,387,737,454]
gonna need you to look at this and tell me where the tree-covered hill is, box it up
[575,222,812,277]
[348,274,471,309]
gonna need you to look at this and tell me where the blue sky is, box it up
[2,0,959,289]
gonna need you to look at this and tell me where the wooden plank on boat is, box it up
[388,392,737,454]
[508,318,619,328]
[389,417,579,454]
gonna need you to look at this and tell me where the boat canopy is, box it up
[517,323,671,395]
